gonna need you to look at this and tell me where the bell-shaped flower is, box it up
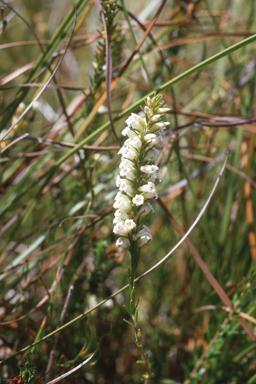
[130,136,142,150]
[122,137,142,152]
[125,113,146,132]
[116,237,130,249]
[121,126,138,140]
[151,121,170,133]
[137,226,153,247]
[140,164,159,174]
[113,222,129,236]
[119,146,138,160]
[119,178,134,197]
[132,194,144,206]
[145,133,163,146]
[148,172,162,183]
[138,181,158,199]
[113,211,130,224]
[120,158,134,169]
[120,163,137,180]
[124,219,136,232]
[138,225,151,234]
[113,194,132,212]
[138,203,154,217]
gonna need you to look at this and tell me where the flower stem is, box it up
[129,248,151,383]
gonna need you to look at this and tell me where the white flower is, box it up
[154,121,170,129]
[119,146,138,160]
[113,212,130,224]
[119,178,134,197]
[140,165,159,174]
[138,233,152,247]
[138,203,154,216]
[116,237,130,249]
[115,208,128,216]
[113,222,129,236]
[121,126,138,139]
[122,138,133,148]
[113,194,132,212]
[124,219,136,232]
[137,226,153,247]
[125,113,146,132]
[148,172,162,182]
[138,181,158,199]
[114,191,123,201]
[119,159,134,169]
[151,121,170,133]
[114,94,169,249]
[132,194,144,206]
[145,134,163,146]
[122,137,142,151]
[131,136,142,150]
[116,175,121,188]
[120,163,136,180]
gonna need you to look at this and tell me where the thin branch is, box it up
[45,353,95,384]
[0,133,29,154]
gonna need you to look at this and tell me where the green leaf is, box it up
[123,318,134,328]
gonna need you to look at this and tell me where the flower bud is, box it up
[144,106,151,114]
[119,178,134,197]
[151,114,161,122]
[158,108,170,113]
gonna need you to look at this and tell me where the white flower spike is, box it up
[113,93,170,250]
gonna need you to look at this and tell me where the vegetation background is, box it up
[0,0,256,383]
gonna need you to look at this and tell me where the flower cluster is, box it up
[113,94,170,250]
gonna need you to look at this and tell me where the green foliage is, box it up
[1,1,256,383]
[17,353,36,383]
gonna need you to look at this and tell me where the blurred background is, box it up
[0,1,256,383]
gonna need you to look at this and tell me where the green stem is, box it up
[129,248,151,383]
